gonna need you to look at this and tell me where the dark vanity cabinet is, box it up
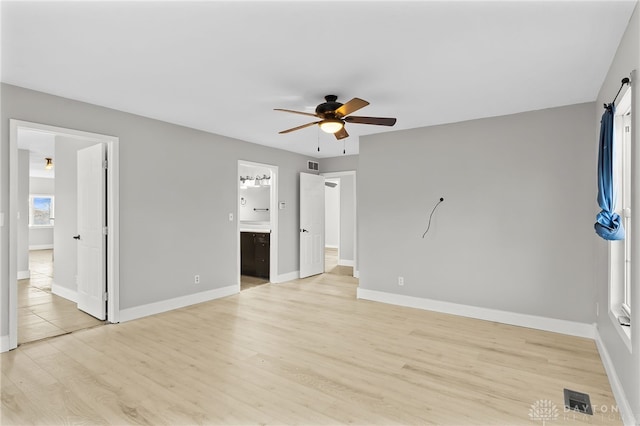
[241,232,270,278]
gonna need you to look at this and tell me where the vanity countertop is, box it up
[240,228,271,233]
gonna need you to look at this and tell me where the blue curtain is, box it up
[595,103,625,240]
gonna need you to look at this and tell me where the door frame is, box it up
[321,171,358,277]
[237,160,278,286]
[8,119,120,351]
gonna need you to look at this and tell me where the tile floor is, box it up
[18,250,104,345]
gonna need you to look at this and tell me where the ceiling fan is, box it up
[275,95,397,140]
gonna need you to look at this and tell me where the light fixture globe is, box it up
[319,118,344,134]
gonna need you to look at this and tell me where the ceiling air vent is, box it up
[307,161,319,171]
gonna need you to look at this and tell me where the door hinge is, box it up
[103,226,108,235]
[103,160,108,169]
[103,292,108,301]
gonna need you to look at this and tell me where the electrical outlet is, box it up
[194,275,200,284]
[596,302,599,317]
[398,276,404,286]
[229,213,233,221]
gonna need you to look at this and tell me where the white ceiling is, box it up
[2,1,636,158]
[17,129,56,179]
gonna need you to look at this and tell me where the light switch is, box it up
[229,213,233,221]
[279,202,286,210]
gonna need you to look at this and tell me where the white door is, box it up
[300,173,325,278]
[76,143,107,320]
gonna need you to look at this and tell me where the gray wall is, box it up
[17,150,29,275]
[53,136,97,293]
[325,179,340,248]
[321,154,358,173]
[1,84,316,331]
[595,2,640,422]
[359,102,597,323]
[338,174,355,263]
[28,177,54,248]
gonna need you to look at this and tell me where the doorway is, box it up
[8,120,120,351]
[322,171,357,278]
[237,160,278,290]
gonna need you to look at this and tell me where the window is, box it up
[29,195,54,227]
[611,86,632,323]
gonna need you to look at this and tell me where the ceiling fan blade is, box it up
[274,108,319,118]
[335,98,369,117]
[344,116,397,126]
[278,121,321,134]
[334,127,349,140]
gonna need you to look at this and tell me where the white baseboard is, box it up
[1,334,10,353]
[119,285,238,323]
[354,270,360,278]
[274,271,299,283]
[594,329,636,426]
[17,270,30,280]
[29,244,53,250]
[356,288,597,339]
[52,283,78,303]
[338,259,355,267]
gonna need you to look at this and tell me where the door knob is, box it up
[300,229,308,233]
[73,234,81,240]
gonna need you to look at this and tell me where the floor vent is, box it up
[563,389,593,415]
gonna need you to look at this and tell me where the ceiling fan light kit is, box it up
[275,95,396,141]
[319,118,344,134]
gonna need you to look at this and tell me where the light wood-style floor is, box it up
[18,250,104,345]
[2,252,621,424]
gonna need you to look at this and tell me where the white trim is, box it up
[51,283,78,303]
[107,140,120,323]
[354,270,360,279]
[29,244,53,250]
[338,259,355,267]
[608,309,632,352]
[0,335,9,353]
[119,285,238,323]
[356,288,597,339]
[17,270,30,280]
[8,119,120,352]
[325,244,339,249]
[274,270,299,283]
[594,329,636,426]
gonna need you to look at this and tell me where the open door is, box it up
[300,172,325,278]
[76,143,107,320]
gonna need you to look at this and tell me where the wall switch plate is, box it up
[398,276,404,286]
[228,213,233,221]
[194,275,200,284]
[279,202,286,210]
